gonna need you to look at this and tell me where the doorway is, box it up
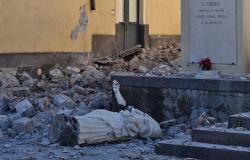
[116,0,140,51]
[123,0,139,50]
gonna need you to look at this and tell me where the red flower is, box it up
[198,57,212,70]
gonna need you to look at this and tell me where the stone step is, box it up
[192,127,250,147]
[228,113,250,130]
[155,139,250,160]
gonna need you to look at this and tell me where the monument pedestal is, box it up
[181,0,250,73]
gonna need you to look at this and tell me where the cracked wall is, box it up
[0,0,116,53]
[71,3,88,41]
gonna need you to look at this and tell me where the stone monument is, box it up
[181,0,250,73]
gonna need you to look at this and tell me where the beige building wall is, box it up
[148,0,181,35]
[0,0,180,54]
[0,0,116,53]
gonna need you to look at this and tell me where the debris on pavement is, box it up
[12,117,33,134]
[119,45,142,58]
[195,112,216,127]
[49,81,162,146]
[0,42,183,159]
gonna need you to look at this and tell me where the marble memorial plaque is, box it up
[188,0,237,64]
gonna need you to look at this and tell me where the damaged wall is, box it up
[0,0,180,57]
[0,0,116,53]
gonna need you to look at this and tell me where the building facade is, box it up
[0,0,180,68]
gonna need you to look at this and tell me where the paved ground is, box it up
[0,133,182,160]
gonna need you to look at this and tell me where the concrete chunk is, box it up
[8,87,30,97]
[53,94,75,109]
[75,66,105,87]
[12,117,33,134]
[0,115,10,130]
[15,99,35,117]
[0,72,19,88]
[88,92,111,109]
[48,68,64,79]
[0,97,9,114]
[36,97,50,112]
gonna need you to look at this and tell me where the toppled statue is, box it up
[49,80,162,146]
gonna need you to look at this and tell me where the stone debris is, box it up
[87,92,111,109]
[49,81,162,146]
[0,130,3,140]
[15,99,35,117]
[7,113,22,124]
[8,87,30,97]
[0,115,10,130]
[0,72,19,88]
[53,94,76,109]
[17,71,33,82]
[0,43,184,159]
[70,102,89,116]
[74,65,105,87]
[0,138,181,160]
[195,112,216,127]
[147,63,181,76]
[92,57,117,66]
[48,68,64,80]
[119,45,142,58]
[128,56,140,71]
[0,97,9,114]
[165,124,188,138]
[22,78,37,89]
[12,117,33,134]
[160,119,177,128]
[35,97,50,112]
[66,66,81,74]
[72,85,95,95]
[92,42,181,76]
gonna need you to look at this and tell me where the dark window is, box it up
[90,0,96,10]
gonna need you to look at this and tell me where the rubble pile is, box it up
[0,44,182,159]
[0,44,181,139]
[0,67,113,139]
[48,80,162,146]
[93,42,181,76]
